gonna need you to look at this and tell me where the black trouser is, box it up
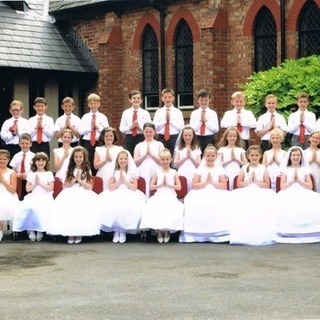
[157,134,179,157]
[260,140,271,153]
[31,142,50,159]
[5,144,20,161]
[196,135,215,156]
[82,139,97,175]
[124,134,144,157]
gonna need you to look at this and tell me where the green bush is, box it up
[241,55,320,119]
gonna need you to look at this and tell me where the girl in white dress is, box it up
[262,128,286,191]
[179,144,231,243]
[94,127,123,190]
[173,126,201,192]
[0,149,19,242]
[140,149,184,243]
[230,145,277,245]
[217,127,247,190]
[53,129,74,183]
[274,146,320,243]
[99,150,145,243]
[304,131,320,193]
[134,123,164,199]
[13,152,54,241]
[48,146,100,244]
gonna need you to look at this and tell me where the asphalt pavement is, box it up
[0,232,319,320]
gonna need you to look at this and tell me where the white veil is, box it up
[279,146,311,174]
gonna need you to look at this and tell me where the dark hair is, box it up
[204,143,217,155]
[33,97,47,105]
[65,146,92,182]
[143,122,155,131]
[30,152,49,172]
[129,90,142,99]
[19,133,32,142]
[197,89,210,99]
[178,126,199,150]
[97,127,118,146]
[287,147,302,166]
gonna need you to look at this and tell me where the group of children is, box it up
[0,88,320,246]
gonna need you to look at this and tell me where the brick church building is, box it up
[0,0,319,145]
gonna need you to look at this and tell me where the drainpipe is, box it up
[151,0,167,89]
[280,0,286,62]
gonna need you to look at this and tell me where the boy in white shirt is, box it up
[54,96,81,148]
[119,90,151,156]
[288,92,316,149]
[256,94,287,152]
[190,89,219,154]
[220,91,256,150]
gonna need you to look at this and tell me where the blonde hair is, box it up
[265,94,278,102]
[10,100,23,109]
[231,91,246,100]
[87,93,101,102]
[160,148,172,158]
[62,96,75,105]
[270,128,284,141]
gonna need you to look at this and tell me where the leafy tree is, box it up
[242,55,320,119]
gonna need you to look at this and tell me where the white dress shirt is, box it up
[220,108,257,140]
[0,116,30,145]
[54,113,82,143]
[287,110,316,135]
[9,150,35,174]
[119,107,151,135]
[80,111,109,141]
[190,107,219,135]
[153,105,185,135]
[255,111,288,140]
[28,114,54,143]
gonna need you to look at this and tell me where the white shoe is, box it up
[0,231,3,242]
[29,231,36,242]
[164,231,171,243]
[112,232,119,243]
[157,231,164,244]
[119,233,126,243]
[74,236,82,244]
[36,232,43,242]
[67,236,75,244]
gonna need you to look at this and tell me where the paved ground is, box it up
[0,232,320,320]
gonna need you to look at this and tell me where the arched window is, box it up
[142,25,159,110]
[299,1,320,57]
[175,19,193,109]
[254,7,277,71]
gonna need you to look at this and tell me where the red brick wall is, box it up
[69,0,317,144]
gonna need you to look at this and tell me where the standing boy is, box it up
[1,100,30,159]
[54,96,81,148]
[220,91,256,150]
[288,92,316,149]
[9,133,35,200]
[256,94,287,153]
[28,97,54,157]
[153,88,184,156]
[190,89,219,154]
[119,90,151,156]
[80,93,109,173]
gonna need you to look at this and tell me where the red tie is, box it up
[164,109,170,141]
[90,114,96,146]
[200,109,206,135]
[237,111,243,133]
[132,110,138,137]
[37,117,43,144]
[299,124,305,144]
[20,153,26,174]
[9,120,18,133]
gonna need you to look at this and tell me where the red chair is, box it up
[276,174,315,192]
[137,177,146,195]
[92,176,103,194]
[53,177,63,199]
